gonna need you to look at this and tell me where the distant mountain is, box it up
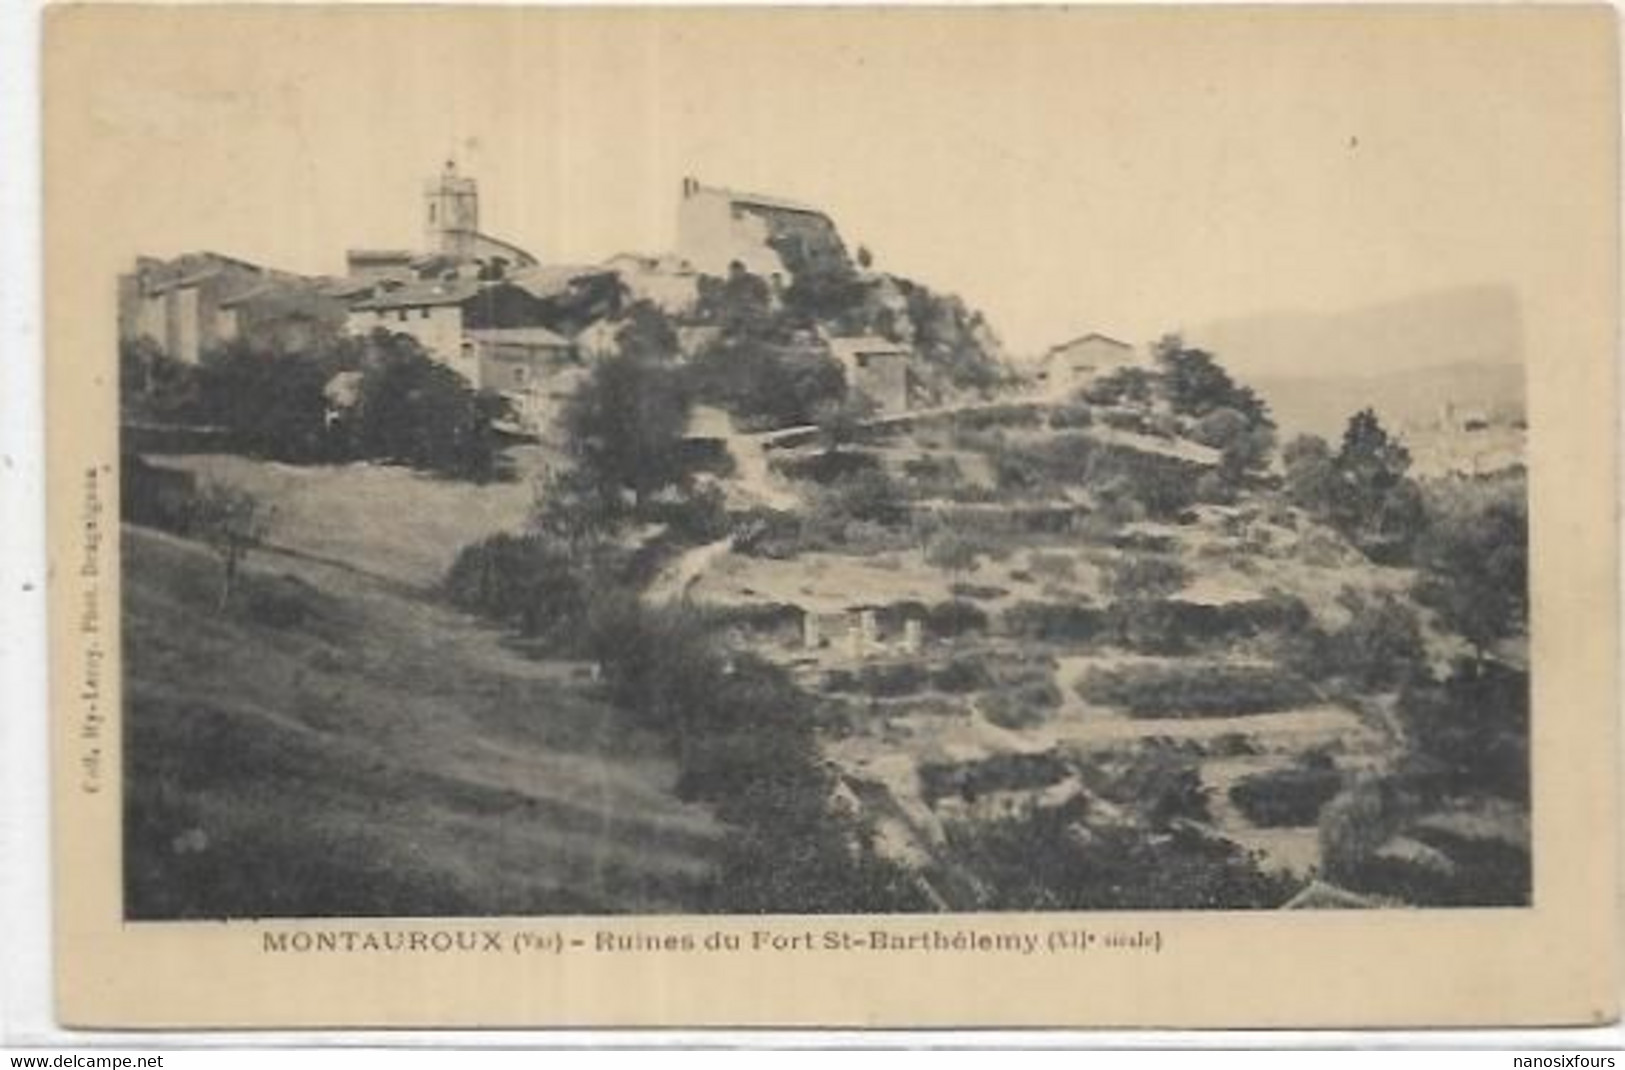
[1250,362,1526,440]
[1187,285,1525,438]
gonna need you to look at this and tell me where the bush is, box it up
[948,807,1296,910]
[949,582,1009,602]
[1001,601,1105,642]
[641,481,731,544]
[770,450,880,484]
[239,574,323,631]
[1396,659,1529,802]
[1101,553,1189,600]
[924,600,989,637]
[1281,589,1427,691]
[1082,748,1211,827]
[981,679,1062,730]
[1025,552,1078,582]
[121,454,199,534]
[1229,760,1343,827]
[900,455,967,496]
[824,662,930,698]
[1078,662,1315,718]
[933,656,994,693]
[445,533,594,642]
[1103,594,1313,654]
[924,531,990,575]
[921,751,1071,805]
[808,468,906,526]
[1047,404,1094,430]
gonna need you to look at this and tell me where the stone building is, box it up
[117,252,270,364]
[1035,332,1141,396]
[421,159,539,267]
[828,336,912,415]
[345,279,553,384]
[676,178,850,280]
[464,326,581,434]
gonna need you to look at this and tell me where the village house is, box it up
[604,252,701,316]
[1035,332,1141,396]
[118,252,270,364]
[345,278,554,384]
[463,326,581,433]
[828,336,912,415]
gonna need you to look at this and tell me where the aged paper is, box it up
[46,4,1619,1028]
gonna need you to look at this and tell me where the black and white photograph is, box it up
[103,7,1553,924]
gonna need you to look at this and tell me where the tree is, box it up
[1284,413,1427,562]
[812,390,879,455]
[189,481,272,611]
[614,301,680,363]
[1192,406,1277,480]
[924,531,984,578]
[198,339,344,462]
[1329,409,1426,559]
[1153,334,1272,427]
[353,332,499,479]
[1413,489,1528,656]
[1282,434,1340,514]
[696,261,774,337]
[562,348,691,508]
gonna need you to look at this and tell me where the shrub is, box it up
[239,574,322,630]
[924,531,988,575]
[1103,594,1313,654]
[1077,662,1316,718]
[121,454,199,534]
[445,532,593,642]
[1100,553,1189,600]
[981,679,1062,730]
[949,582,1009,602]
[1396,659,1529,802]
[1047,404,1094,430]
[1001,601,1105,642]
[1082,748,1211,827]
[921,751,1071,805]
[933,656,994,693]
[1101,409,1150,434]
[1282,589,1427,691]
[900,455,966,496]
[809,468,906,526]
[1229,762,1344,827]
[641,481,731,544]
[771,450,880,484]
[924,600,989,637]
[1026,552,1078,582]
[948,806,1296,910]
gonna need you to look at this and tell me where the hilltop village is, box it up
[121,161,1017,436]
[118,163,1530,918]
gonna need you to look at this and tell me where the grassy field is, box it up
[123,524,722,918]
[148,448,555,588]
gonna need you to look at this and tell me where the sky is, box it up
[60,6,1615,356]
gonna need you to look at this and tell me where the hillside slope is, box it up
[123,525,721,918]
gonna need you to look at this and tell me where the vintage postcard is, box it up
[45,4,1618,1029]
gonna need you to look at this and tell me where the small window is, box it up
[855,354,870,369]
[514,367,528,385]
[398,309,408,322]
[421,308,431,320]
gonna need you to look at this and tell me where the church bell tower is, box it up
[423,159,480,257]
